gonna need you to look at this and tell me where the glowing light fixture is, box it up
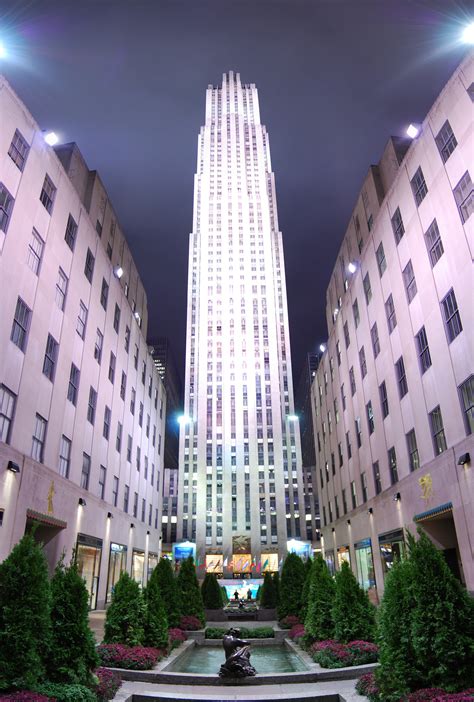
[406,124,419,139]
[333,307,339,317]
[319,343,326,353]
[393,492,401,502]
[348,262,357,274]
[113,265,123,279]
[107,512,113,519]
[0,42,7,59]
[178,414,191,426]
[78,498,86,507]
[287,414,298,422]
[44,131,59,146]
[461,22,474,44]
[7,461,20,473]
[368,507,373,515]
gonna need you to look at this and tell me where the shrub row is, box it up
[205,627,274,639]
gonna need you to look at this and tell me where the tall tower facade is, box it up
[177,72,305,576]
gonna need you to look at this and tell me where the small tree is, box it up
[201,573,224,609]
[332,561,376,642]
[103,572,145,646]
[304,554,335,640]
[0,533,51,691]
[48,557,99,685]
[272,571,280,606]
[278,552,306,620]
[408,530,474,691]
[154,557,182,627]
[143,567,169,649]
[300,557,313,622]
[255,585,262,602]
[177,557,205,626]
[376,557,418,701]
[260,572,277,608]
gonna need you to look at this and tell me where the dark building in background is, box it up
[148,337,182,471]
[295,351,322,547]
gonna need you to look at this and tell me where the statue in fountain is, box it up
[219,627,257,678]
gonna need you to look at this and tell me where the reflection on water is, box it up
[170,644,307,674]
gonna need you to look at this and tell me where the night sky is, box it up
[1,0,471,389]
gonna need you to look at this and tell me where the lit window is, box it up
[373,461,382,494]
[388,447,398,484]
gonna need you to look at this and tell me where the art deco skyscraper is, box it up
[177,72,305,575]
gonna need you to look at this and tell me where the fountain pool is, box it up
[166,643,308,674]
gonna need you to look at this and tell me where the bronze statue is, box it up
[219,627,257,678]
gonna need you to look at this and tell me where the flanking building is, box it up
[0,76,167,608]
[176,71,307,577]
[312,53,473,600]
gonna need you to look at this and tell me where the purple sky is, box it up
[1,0,470,388]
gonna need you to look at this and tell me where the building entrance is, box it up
[75,533,102,610]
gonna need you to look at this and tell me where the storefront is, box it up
[378,529,405,577]
[324,549,336,575]
[147,551,159,580]
[132,548,145,586]
[260,553,278,573]
[354,537,376,594]
[75,533,102,610]
[106,542,127,604]
[205,554,223,575]
[337,545,351,569]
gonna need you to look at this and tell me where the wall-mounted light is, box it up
[113,265,123,279]
[44,131,59,146]
[368,507,373,515]
[406,124,419,139]
[346,519,351,526]
[7,461,20,474]
[393,492,401,502]
[457,452,470,466]
[130,523,135,529]
[331,527,335,533]
[287,414,298,422]
[146,530,150,536]
[78,498,86,507]
[347,262,357,274]
[319,343,326,353]
[107,512,113,519]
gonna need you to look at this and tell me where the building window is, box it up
[379,380,389,418]
[429,405,447,455]
[359,346,367,378]
[385,294,397,333]
[350,481,357,509]
[366,401,374,434]
[361,472,368,502]
[103,406,111,440]
[127,435,132,462]
[39,174,56,213]
[64,214,78,251]
[441,288,462,343]
[0,384,16,443]
[391,207,405,244]
[411,166,428,206]
[355,417,362,448]
[402,260,417,303]
[459,376,474,435]
[0,182,14,233]
[108,352,116,384]
[84,248,95,283]
[349,367,356,396]
[125,326,130,353]
[98,465,106,500]
[116,422,122,452]
[124,485,129,513]
[113,304,121,333]
[112,476,119,507]
[435,120,457,162]
[363,273,372,305]
[133,492,138,518]
[138,402,143,427]
[120,372,127,400]
[81,452,91,490]
[370,322,380,358]
[77,301,88,339]
[8,129,29,170]
[353,299,360,328]
[27,229,44,275]
[346,430,352,459]
[343,321,350,349]
[406,429,420,472]
[31,414,47,463]
[130,388,136,415]
[373,461,382,495]
[100,278,109,310]
[58,435,71,478]
[11,297,31,352]
[67,363,80,405]
[453,171,473,223]
[388,447,398,484]
[55,268,68,310]
[424,219,444,267]
[376,242,386,277]
[94,329,103,363]
[87,386,97,425]
[415,326,432,374]
[395,356,408,398]
[42,334,58,382]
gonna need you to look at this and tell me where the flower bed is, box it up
[179,615,202,631]
[97,644,165,670]
[288,624,306,643]
[168,627,187,650]
[310,640,378,668]
[355,675,474,702]
[95,667,122,701]
[279,615,301,629]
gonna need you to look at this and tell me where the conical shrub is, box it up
[177,557,205,626]
[201,573,223,609]
[278,552,306,619]
[144,567,169,648]
[304,554,335,640]
[260,572,277,608]
[154,557,182,628]
[332,561,375,642]
[300,557,313,622]
[103,571,145,645]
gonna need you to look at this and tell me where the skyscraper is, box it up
[176,72,305,577]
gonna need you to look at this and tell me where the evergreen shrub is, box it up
[48,558,99,685]
[0,534,51,692]
[300,558,313,622]
[260,572,277,608]
[278,553,306,619]
[201,573,223,609]
[272,571,280,605]
[177,558,205,625]
[332,561,375,643]
[304,554,335,641]
[153,558,182,628]
[103,572,145,646]
[143,567,168,649]
[34,683,96,702]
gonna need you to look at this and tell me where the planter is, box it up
[257,607,277,621]
[205,608,227,622]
